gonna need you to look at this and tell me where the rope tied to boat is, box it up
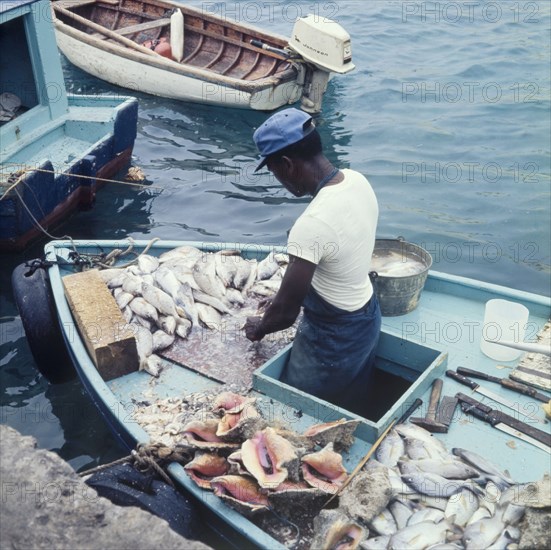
[0,163,162,202]
[78,442,193,487]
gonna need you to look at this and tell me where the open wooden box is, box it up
[253,330,448,442]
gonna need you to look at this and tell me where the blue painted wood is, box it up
[0,0,138,251]
[44,239,551,549]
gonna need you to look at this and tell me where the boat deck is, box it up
[46,240,550,549]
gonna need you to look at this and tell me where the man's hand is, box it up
[244,316,265,342]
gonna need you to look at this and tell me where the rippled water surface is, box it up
[1,1,550,472]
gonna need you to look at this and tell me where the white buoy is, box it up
[170,9,184,63]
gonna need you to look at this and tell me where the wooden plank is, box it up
[63,269,138,381]
[115,18,170,36]
[54,0,98,8]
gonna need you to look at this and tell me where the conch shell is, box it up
[241,427,299,489]
[301,443,348,493]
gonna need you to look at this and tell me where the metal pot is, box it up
[370,238,432,317]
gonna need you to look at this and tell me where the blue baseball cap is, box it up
[253,108,315,172]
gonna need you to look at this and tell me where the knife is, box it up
[456,393,551,447]
[446,370,544,424]
[457,367,550,403]
[459,401,550,454]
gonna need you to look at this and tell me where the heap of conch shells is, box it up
[133,390,360,518]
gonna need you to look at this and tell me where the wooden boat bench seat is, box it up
[115,18,171,36]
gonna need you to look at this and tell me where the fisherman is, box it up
[244,108,381,412]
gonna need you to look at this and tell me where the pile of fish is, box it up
[318,421,544,550]
[97,246,288,376]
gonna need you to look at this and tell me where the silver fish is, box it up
[154,267,182,299]
[122,274,144,296]
[233,259,252,290]
[214,253,238,287]
[369,508,398,536]
[141,282,181,318]
[452,449,515,486]
[376,431,405,468]
[159,245,202,264]
[129,297,159,323]
[157,315,177,336]
[175,318,192,339]
[170,264,200,290]
[257,252,279,280]
[388,520,450,550]
[444,487,479,527]
[402,472,476,498]
[500,502,525,525]
[122,306,133,323]
[141,354,162,377]
[389,499,414,529]
[404,438,447,460]
[395,424,447,454]
[196,303,222,330]
[466,506,492,525]
[134,325,153,362]
[136,254,159,274]
[402,493,449,511]
[175,283,199,326]
[193,255,226,299]
[249,282,278,297]
[463,515,505,550]
[98,268,125,284]
[274,252,289,265]
[225,287,245,306]
[192,288,232,315]
[114,289,134,309]
[360,535,390,550]
[242,260,258,293]
[403,459,480,480]
[152,330,175,353]
[408,507,445,526]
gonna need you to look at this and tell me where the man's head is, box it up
[253,108,323,196]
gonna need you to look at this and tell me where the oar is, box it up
[53,4,161,58]
[325,397,422,507]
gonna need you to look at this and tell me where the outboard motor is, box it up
[288,15,355,113]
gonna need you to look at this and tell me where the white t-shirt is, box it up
[287,169,379,311]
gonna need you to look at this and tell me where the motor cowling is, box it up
[288,15,355,113]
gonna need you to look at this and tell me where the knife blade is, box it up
[456,393,551,447]
[446,370,545,424]
[457,366,550,403]
[460,401,550,454]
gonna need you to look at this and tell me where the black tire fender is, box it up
[11,261,75,384]
[86,463,199,539]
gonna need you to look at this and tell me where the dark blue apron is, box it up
[280,285,381,408]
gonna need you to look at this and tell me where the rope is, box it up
[78,442,193,487]
[0,164,163,202]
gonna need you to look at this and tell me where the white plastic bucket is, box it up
[480,299,529,362]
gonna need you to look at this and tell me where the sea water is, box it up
[1,1,549,472]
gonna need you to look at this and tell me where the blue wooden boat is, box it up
[24,239,551,547]
[0,0,138,252]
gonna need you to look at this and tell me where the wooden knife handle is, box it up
[501,378,538,398]
[446,370,478,389]
[457,366,501,384]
